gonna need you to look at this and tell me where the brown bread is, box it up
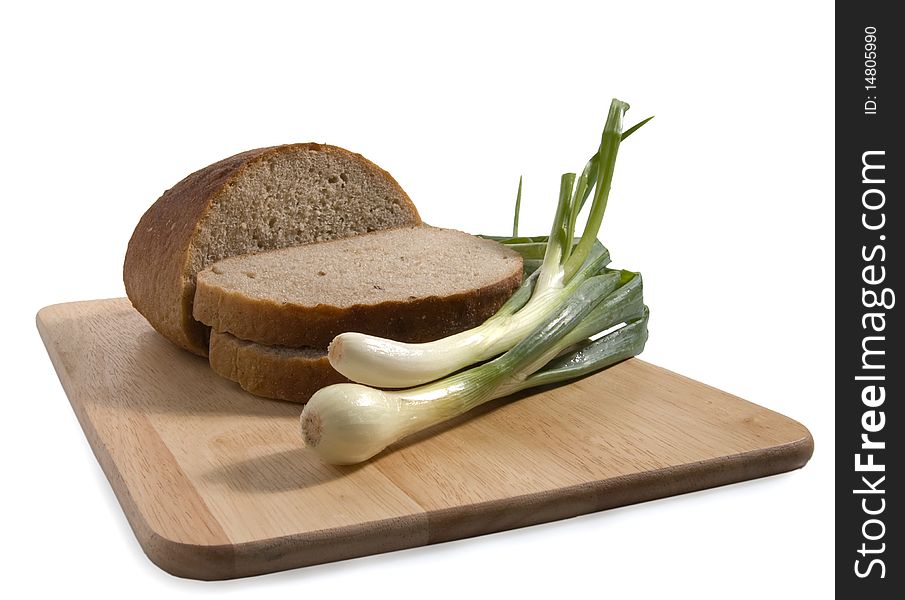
[124,143,421,356]
[208,331,347,403]
[193,226,523,348]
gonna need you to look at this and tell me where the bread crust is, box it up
[193,253,523,348]
[123,144,421,356]
[208,331,347,403]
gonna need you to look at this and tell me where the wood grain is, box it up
[37,299,813,580]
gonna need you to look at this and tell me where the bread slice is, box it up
[193,225,523,348]
[209,331,346,403]
[124,143,421,356]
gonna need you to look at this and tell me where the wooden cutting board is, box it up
[37,298,813,581]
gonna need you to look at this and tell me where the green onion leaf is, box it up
[621,116,655,141]
[512,176,523,237]
[562,99,628,282]
[518,307,649,390]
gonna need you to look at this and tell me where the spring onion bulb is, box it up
[329,99,650,388]
[302,273,649,464]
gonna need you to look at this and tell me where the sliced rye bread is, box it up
[124,143,421,356]
[209,331,347,403]
[193,225,523,348]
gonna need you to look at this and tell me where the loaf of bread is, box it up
[208,331,347,403]
[193,225,524,348]
[124,143,421,356]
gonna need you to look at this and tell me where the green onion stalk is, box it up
[328,99,651,388]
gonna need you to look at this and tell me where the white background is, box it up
[2,1,833,597]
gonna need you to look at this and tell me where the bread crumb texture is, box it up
[190,145,419,274]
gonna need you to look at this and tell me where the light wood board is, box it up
[37,298,813,580]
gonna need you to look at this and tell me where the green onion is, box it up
[301,274,649,464]
[512,175,523,237]
[511,307,649,392]
[303,98,654,464]
[329,99,650,388]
